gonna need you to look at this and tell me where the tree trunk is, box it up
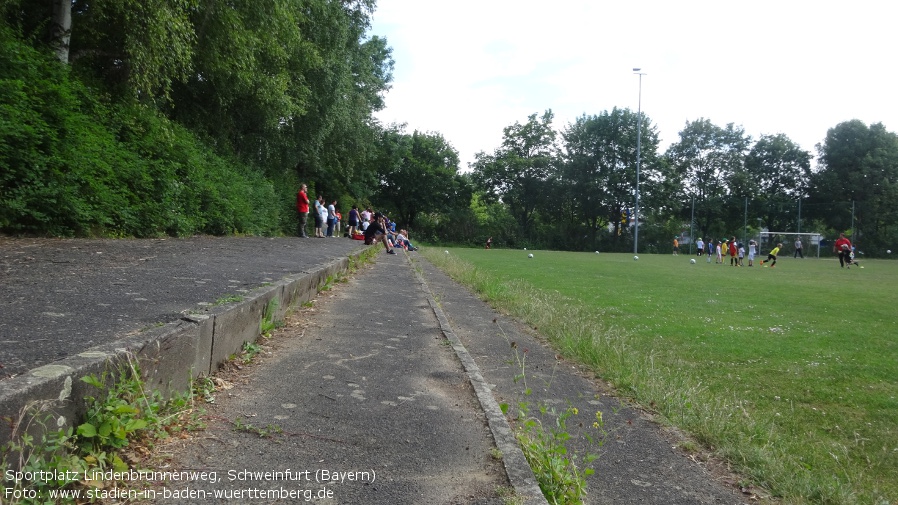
[51,0,72,63]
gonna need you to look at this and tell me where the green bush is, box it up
[0,25,292,238]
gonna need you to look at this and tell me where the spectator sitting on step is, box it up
[363,213,397,255]
[395,229,417,251]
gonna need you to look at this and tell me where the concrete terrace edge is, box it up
[0,249,367,447]
[409,255,549,505]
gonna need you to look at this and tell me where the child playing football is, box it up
[759,243,782,268]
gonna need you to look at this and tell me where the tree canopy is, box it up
[808,120,898,251]
[1,0,394,236]
[560,108,660,245]
[373,127,469,228]
[471,111,556,238]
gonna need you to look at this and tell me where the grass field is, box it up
[421,248,898,505]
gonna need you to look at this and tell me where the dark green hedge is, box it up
[0,26,294,237]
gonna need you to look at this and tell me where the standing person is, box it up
[794,238,804,258]
[729,237,738,266]
[672,237,679,255]
[296,183,310,238]
[318,198,329,237]
[716,241,723,264]
[361,207,372,228]
[760,243,782,268]
[707,238,714,263]
[360,208,371,231]
[347,205,360,237]
[363,212,397,255]
[314,196,326,238]
[748,240,757,266]
[485,237,492,249]
[834,233,852,268]
[696,237,704,257]
[737,242,745,266]
[326,199,337,237]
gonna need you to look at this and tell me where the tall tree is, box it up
[2,0,196,98]
[666,118,750,238]
[809,120,898,250]
[471,111,557,237]
[168,0,318,164]
[740,133,812,231]
[374,128,468,228]
[285,0,393,197]
[50,0,71,62]
[560,108,659,246]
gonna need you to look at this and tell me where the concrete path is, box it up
[151,250,521,504]
[149,250,751,504]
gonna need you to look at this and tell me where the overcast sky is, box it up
[369,0,898,170]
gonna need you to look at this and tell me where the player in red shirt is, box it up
[296,183,310,238]
[833,233,852,268]
[729,237,738,266]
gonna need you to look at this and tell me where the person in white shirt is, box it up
[395,229,417,251]
[316,197,328,238]
[313,196,326,238]
[326,200,337,237]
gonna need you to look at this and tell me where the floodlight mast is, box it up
[633,68,646,255]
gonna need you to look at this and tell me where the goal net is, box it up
[758,231,823,259]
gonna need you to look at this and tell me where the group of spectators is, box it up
[296,184,416,255]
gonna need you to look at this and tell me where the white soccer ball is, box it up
[595,251,600,254]
[690,258,696,264]
[444,250,449,254]
[633,255,639,261]
[528,253,534,258]
[524,247,527,250]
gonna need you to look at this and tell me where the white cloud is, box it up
[371,0,898,168]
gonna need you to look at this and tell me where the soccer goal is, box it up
[759,231,824,259]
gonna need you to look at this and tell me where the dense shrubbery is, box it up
[0,27,293,237]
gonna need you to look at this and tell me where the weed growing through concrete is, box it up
[260,298,281,337]
[214,294,244,305]
[238,341,264,364]
[495,485,525,505]
[515,404,602,505]
[232,418,282,438]
[193,376,217,404]
[495,322,605,505]
[0,355,197,504]
[1,401,86,503]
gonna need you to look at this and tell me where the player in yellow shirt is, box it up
[759,243,782,268]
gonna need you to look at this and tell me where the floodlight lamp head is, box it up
[632,67,641,72]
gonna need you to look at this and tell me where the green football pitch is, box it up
[423,248,898,504]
